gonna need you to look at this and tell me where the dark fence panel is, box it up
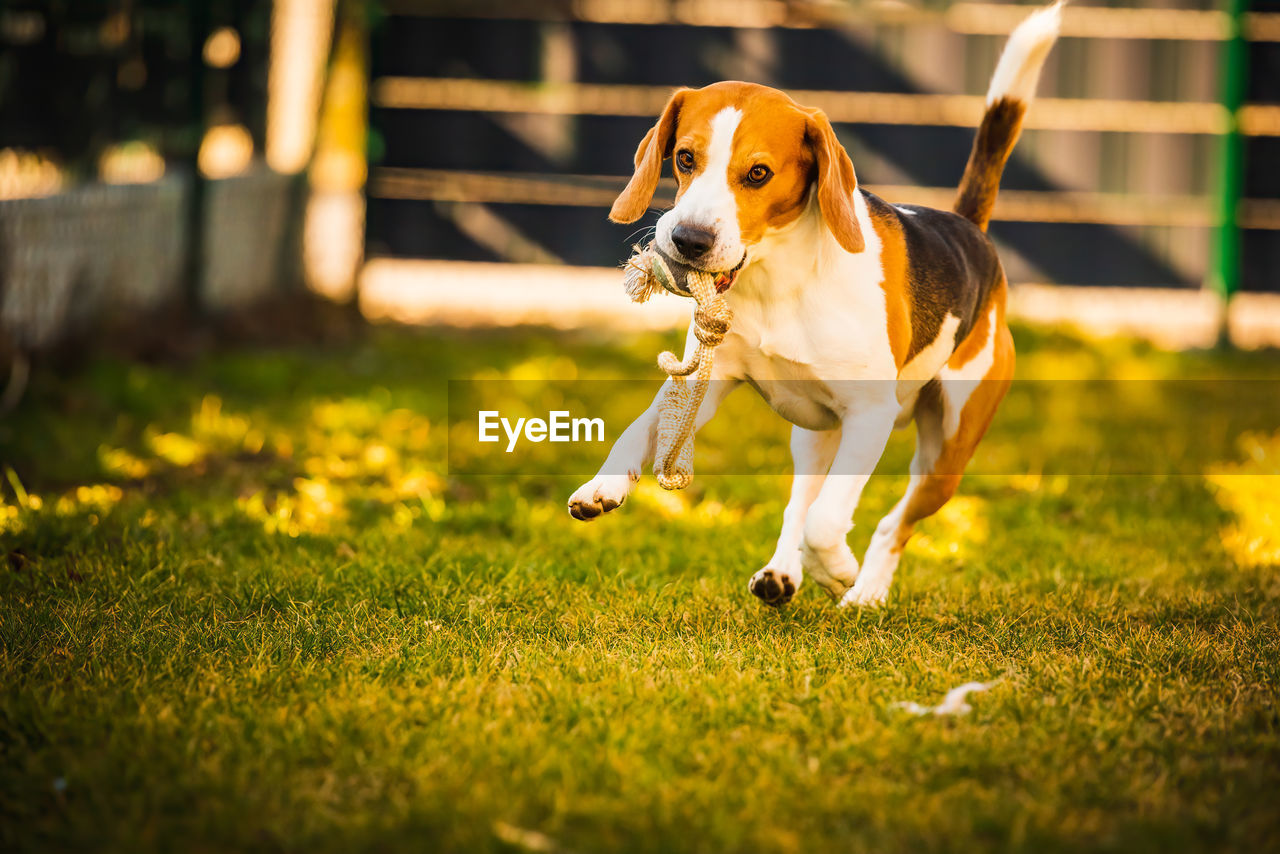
[367,3,1280,292]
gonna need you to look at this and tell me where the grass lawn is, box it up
[2,320,1279,853]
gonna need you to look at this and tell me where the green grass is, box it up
[2,321,1279,853]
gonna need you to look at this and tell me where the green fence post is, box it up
[1210,0,1248,346]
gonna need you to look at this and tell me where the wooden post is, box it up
[184,3,210,314]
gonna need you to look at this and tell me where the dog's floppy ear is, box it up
[610,89,687,224]
[804,108,864,253]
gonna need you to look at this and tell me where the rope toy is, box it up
[622,243,734,490]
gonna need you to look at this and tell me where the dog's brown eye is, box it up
[675,150,695,173]
[746,164,772,185]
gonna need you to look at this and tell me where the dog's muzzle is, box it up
[656,248,747,296]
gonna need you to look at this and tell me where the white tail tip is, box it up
[986,1,1064,106]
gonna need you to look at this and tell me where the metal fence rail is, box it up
[374,76,1280,136]
[385,0,1280,42]
[369,167,1280,231]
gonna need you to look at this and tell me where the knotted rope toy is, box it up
[622,243,736,490]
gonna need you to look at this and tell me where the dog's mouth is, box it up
[713,255,748,293]
[657,250,747,296]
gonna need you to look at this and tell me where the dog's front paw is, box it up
[748,567,800,606]
[568,474,634,521]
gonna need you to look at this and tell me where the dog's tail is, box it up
[954,2,1063,231]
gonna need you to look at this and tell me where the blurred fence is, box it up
[0,175,186,350]
[0,167,303,350]
[4,1,1279,357]
[0,1,344,353]
[367,0,1280,294]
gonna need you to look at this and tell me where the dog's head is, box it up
[610,81,864,288]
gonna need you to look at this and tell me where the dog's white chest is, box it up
[719,290,897,429]
[711,187,900,428]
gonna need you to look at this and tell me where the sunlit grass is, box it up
[1,323,1278,853]
[1207,433,1280,569]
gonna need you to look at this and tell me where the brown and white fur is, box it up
[568,4,1062,607]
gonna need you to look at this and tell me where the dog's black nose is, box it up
[671,224,715,260]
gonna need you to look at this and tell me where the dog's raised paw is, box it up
[748,568,798,606]
[567,475,631,522]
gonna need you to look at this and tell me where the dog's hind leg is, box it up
[843,309,1014,607]
[748,425,842,606]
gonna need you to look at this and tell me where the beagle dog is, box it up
[569,4,1062,607]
